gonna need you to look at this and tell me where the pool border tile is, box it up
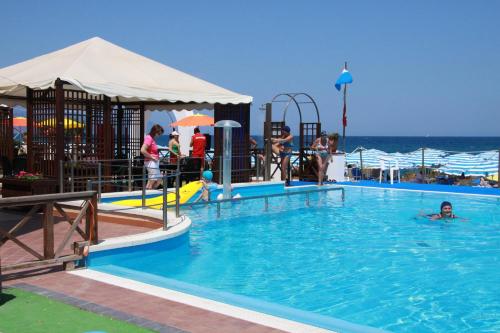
[69,270,339,333]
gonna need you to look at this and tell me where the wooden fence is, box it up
[0,191,98,290]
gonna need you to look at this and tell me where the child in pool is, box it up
[196,170,217,202]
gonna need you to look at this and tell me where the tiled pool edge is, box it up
[289,181,500,197]
[70,269,389,333]
[88,216,191,253]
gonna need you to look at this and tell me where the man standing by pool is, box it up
[190,127,206,175]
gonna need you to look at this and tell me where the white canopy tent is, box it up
[0,36,252,107]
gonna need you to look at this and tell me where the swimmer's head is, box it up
[440,201,452,216]
[202,170,213,181]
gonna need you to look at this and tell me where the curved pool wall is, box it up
[88,229,387,333]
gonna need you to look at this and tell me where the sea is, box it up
[156,135,500,154]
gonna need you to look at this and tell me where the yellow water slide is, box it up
[112,181,203,209]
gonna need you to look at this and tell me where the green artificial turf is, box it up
[0,288,155,333]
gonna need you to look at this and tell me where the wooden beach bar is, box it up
[0,37,253,192]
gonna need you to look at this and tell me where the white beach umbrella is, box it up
[346,148,388,168]
[438,152,498,176]
[383,152,415,169]
[404,148,447,167]
[477,150,499,162]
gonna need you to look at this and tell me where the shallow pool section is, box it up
[100,182,285,204]
[89,187,500,333]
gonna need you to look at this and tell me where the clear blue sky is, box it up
[1,1,499,136]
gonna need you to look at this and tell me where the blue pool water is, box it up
[90,186,500,333]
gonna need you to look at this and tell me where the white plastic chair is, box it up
[379,159,400,184]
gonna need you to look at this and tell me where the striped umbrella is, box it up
[438,153,498,176]
[385,152,415,169]
[346,148,389,168]
[477,150,499,162]
[404,148,447,167]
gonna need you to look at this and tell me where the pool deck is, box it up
[0,209,286,333]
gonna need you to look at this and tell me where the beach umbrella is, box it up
[170,114,214,127]
[37,117,84,129]
[441,153,478,166]
[385,152,415,169]
[13,116,27,127]
[403,148,447,167]
[438,152,498,176]
[439,162,498,177]
[477,150,498,162]
[334,62,353,153]
[346,148,387,168]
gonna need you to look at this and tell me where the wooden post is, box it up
[91,193,98,244]
[55,79,65,183]
[140,103,145,140]
[26,88,33,171]
[85,194,98,244]
[43,202,55,259]
[117,104,123,157]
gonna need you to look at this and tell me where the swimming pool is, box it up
[89,186,500,333]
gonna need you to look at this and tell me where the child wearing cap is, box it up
[196,170,217,202]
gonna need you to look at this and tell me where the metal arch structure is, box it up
[271,92,321,124]
[268,93,322,181]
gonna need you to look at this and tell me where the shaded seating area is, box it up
[0,37,253,193]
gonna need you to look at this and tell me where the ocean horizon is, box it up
[157,135,500,154]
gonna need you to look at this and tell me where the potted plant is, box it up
[1,171,57,197]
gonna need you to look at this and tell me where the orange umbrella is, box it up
[170,114,214,127]
[13,116,27,127]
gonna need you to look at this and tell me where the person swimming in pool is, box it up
[430,201,457,220]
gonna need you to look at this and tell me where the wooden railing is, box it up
[0,191,98,280]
